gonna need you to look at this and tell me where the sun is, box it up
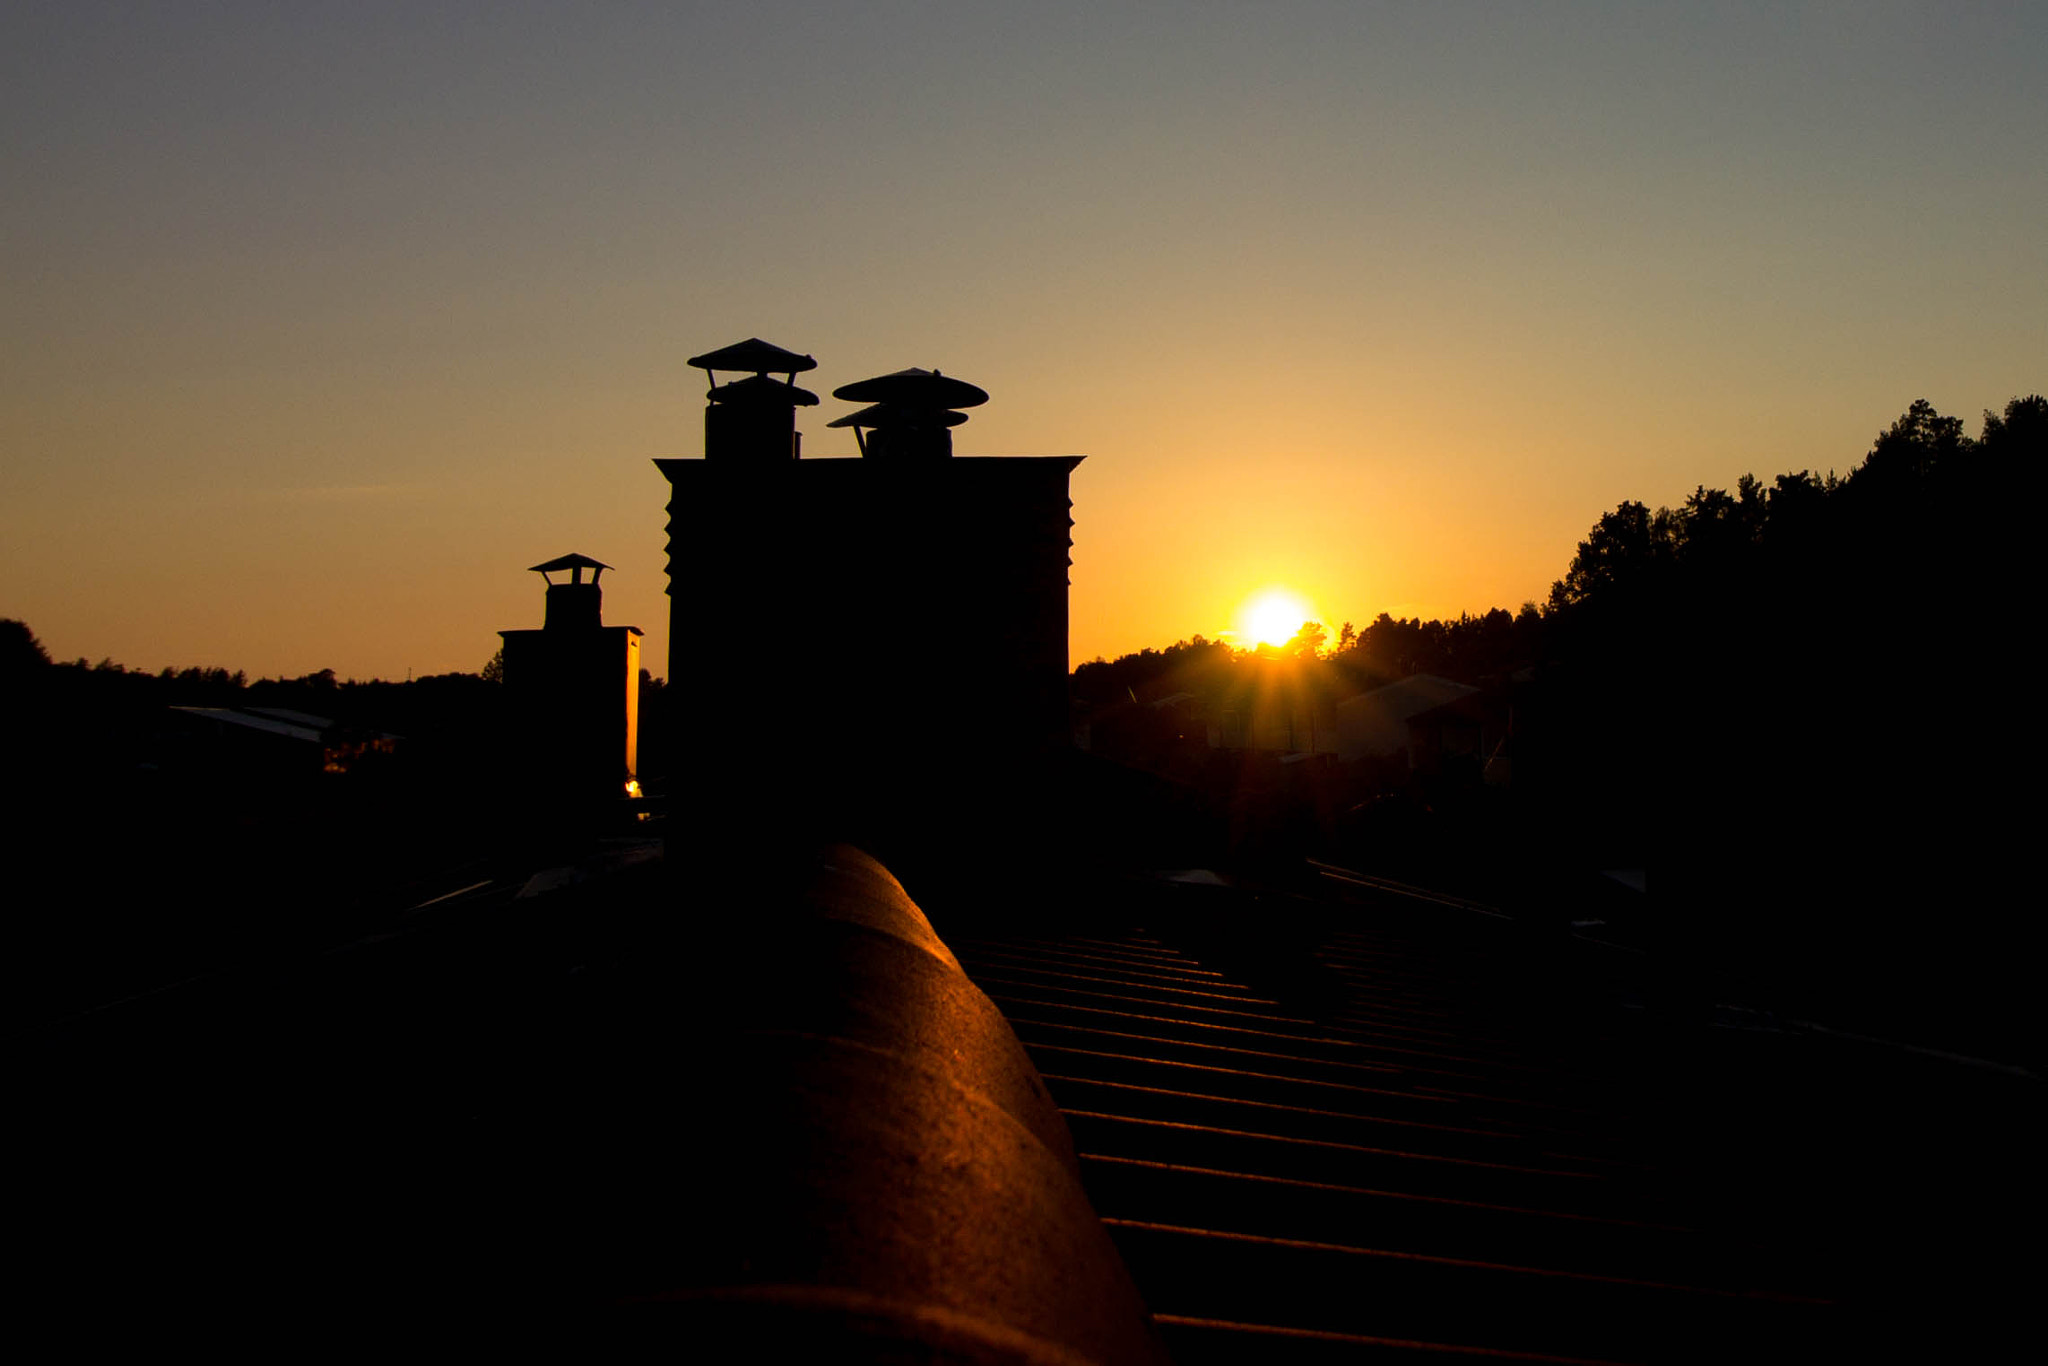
[1234,588,1317,651]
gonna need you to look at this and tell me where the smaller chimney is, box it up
[498,552,643,801]
[687,337,819,463]
[532,551,608,630]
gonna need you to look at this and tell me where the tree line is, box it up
[1072,392,2042,1058]
[1078,393,2043,701]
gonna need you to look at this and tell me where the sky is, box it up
[4,2,2043,681]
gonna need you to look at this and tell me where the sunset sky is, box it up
[5,3,2042,681]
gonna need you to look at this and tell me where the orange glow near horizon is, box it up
[2,10,2040,683]
[1233,589,1320,652]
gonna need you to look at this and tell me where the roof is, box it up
[169,706,324,744]
[948,867,2034,1359]
[243,707,336,731]
[1336,673,1481,759]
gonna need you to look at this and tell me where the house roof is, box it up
[1336,674,1482,758]
[170,706,324,744]
[243,707,336,731]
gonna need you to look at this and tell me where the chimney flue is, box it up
[687,338,819,463]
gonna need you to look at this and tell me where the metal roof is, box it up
[949,872,1870,1360]
[243,707,336,731]
[169,706,323,743]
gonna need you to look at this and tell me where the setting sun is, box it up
[1234,589,1319,651]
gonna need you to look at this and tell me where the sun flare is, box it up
[1235,589,1318,650]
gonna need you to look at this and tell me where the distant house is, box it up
[1335,675,1512,785]
[1207,655,1341,758]
[1210,702,1338,757]
[1404,690,1513,785]
[1335,675,1480,762]
[163,706,398,778]
[1077,691,1210,766]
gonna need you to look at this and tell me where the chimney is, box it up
[537,552,605,630]
[657,352,1082,859]
[827,367,990,461]
[687,338,819,463]
[498,552,643,801]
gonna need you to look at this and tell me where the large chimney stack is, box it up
[657,342,1080,864]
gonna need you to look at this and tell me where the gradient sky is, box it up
[5,2,2043,681]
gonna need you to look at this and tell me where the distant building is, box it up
[1336,674,1511,784]
[497,553,642,800]
[163,706,398,778]
[1404,688,1513,787]
[1077,691,1212,769]
[1335,674,1481,762]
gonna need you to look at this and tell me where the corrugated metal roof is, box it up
[952,869,2029,1361]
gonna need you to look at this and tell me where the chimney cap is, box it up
[687,337,817,375]
[827,403,968,430]
[708,373,820,406]
[529,552,612,575]
[833,367,989,409]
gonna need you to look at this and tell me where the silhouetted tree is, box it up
[1,618,50,680]
[1553,501,1670,609]
[1979,392,2046,454]
[1861,397,1969,483]
[1283,621,1327,658]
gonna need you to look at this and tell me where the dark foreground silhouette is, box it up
[7,391,2038,1355]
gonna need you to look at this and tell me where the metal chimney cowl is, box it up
[688,339,820,464]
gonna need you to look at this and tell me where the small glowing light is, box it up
[1235,589,1317,650]
[624,779,643,799]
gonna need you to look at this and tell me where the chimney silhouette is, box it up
[498,553,643,801]
[657,345,1080,854]
[688,338,819,463]
[539,551,605,629]
[826,367,989,462]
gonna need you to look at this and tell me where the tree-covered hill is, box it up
[1072,393,2043,1059]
